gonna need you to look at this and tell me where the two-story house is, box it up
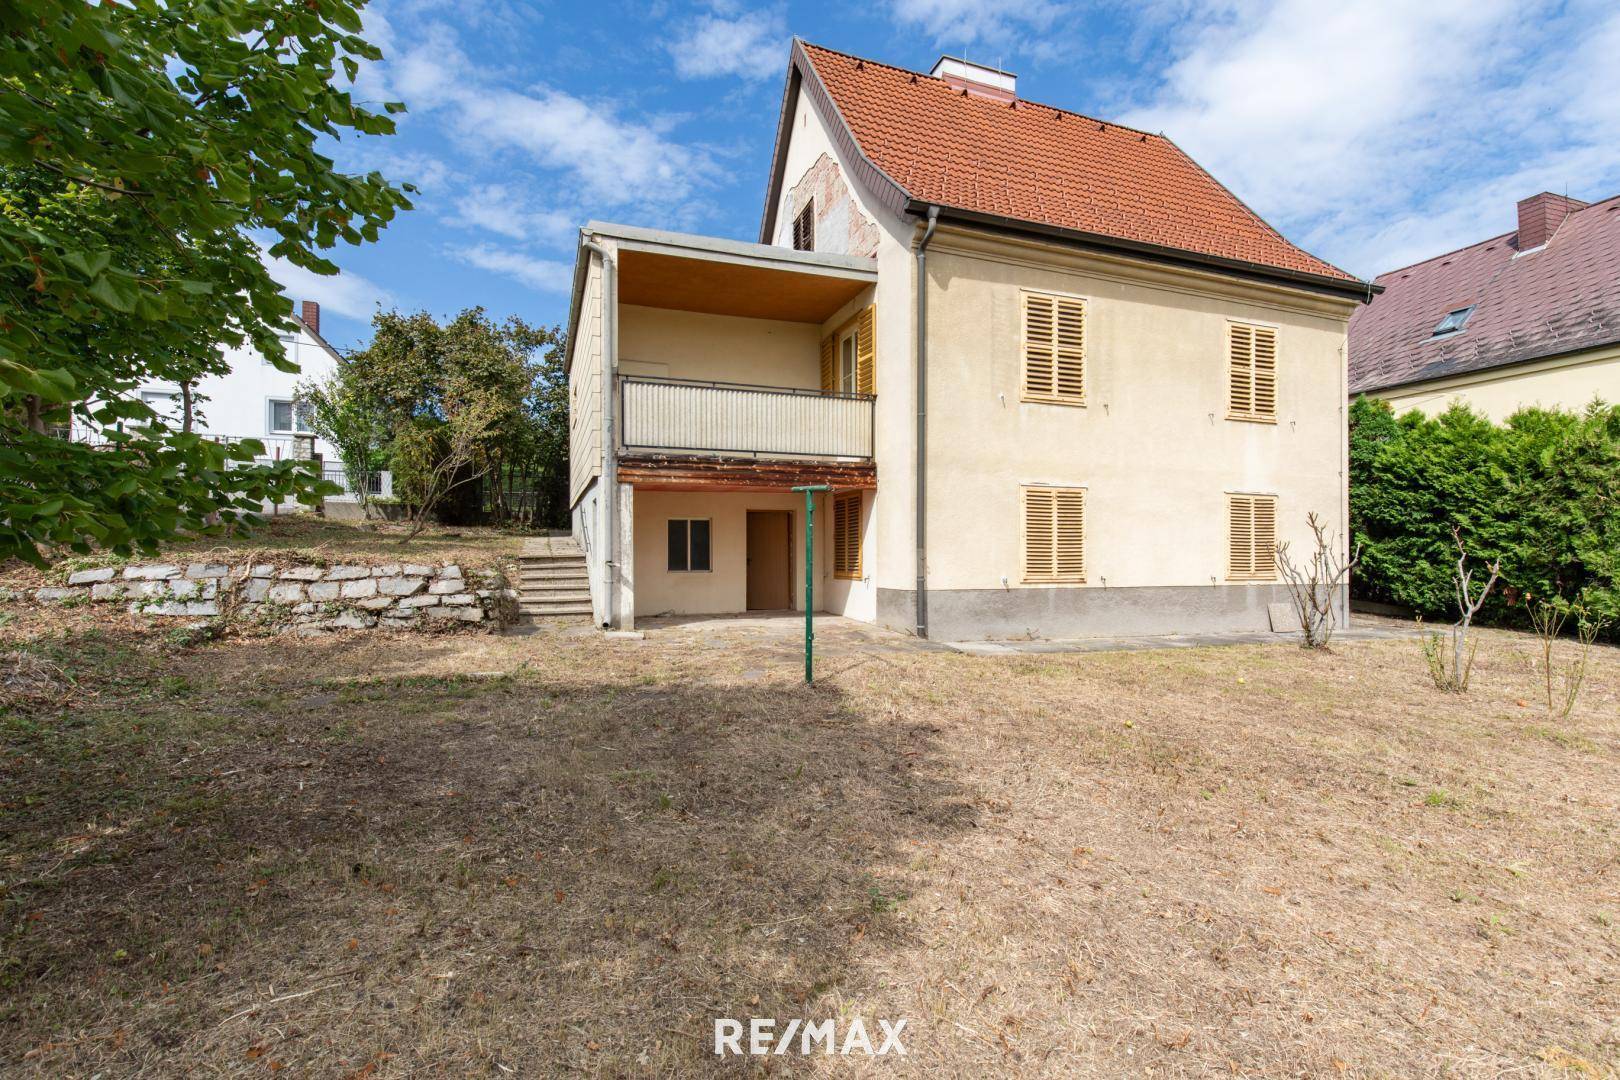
[566,42,1375,639]
[70,300,388,502]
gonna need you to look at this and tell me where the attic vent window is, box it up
[792,202,814,252]
[1431,306,1474,337]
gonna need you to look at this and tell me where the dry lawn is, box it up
[1,611,1617,1077]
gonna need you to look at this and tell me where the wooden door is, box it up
[746,511,792,610]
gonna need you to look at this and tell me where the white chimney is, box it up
[930,55,1017,101]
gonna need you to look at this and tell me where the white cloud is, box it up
[887,0,1066,51]
[1118,0,1620,276]
[264,254,393,321]
[449,184,579,245]
[384,23,717,208]
[453,245,574,293]
[668,6,787,82]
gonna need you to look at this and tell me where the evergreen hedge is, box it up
[1349,396,1620,630]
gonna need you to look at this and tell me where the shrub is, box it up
[1349,397,1620,633]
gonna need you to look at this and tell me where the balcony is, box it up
[619,376,873,460]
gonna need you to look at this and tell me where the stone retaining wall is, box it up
[31,561,512,634]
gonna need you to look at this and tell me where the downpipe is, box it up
[914,205,939,639]
[582,238,617,629]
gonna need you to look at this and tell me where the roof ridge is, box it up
[1373,229,1519,281]
[1372,191,1620,280]
[796,39,1167,142]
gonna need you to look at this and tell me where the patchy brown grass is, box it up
[1,617,1617,1077]
[10,515,527,589]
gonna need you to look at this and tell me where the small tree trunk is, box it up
[23,395,45,435]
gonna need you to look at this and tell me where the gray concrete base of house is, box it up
[877,584,1348,642]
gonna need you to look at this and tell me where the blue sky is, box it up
[276,0,1620,350]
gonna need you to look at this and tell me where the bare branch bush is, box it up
[1528,600,1606,720]
[1274,512,1360,649]
[1422,527,1501,692]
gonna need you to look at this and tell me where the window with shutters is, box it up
[1228,322,1277,422]
[820,305,876,396]
[1022,486,1085,584]
[1021,291,1086,405]
[1226,494,1277,581]
[792,202,814,252]
[833,491,862,579]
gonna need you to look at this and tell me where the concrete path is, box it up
[615,610,1424,659]
[941,620,1422,656]
[520,535,582,558]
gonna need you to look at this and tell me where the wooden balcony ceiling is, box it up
[617,249,869,323]
[618,453,876,492]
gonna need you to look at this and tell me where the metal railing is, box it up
[56,423,308,461]
[619,376,873,460]
[321,467,392,502]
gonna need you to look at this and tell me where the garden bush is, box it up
[1349,396,1620,631]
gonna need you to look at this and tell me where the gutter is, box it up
[580,236,617,629]
[908,202,1382,302]
[915,205,939,639]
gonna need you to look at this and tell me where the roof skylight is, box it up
[1431,306,1475,337]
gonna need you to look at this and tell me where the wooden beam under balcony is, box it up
[617,453,876,493]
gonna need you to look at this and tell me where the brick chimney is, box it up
[299,300,321,335]
[930,55,1017,101]
[1516,192,1586,251]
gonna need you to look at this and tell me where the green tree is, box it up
[345,307,565,537]
[296,357,389,508]
[0,0,411,562]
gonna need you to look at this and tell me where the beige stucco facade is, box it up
[1365,341,1620,421]
[619,305,822,387]
[922,228,1354,587]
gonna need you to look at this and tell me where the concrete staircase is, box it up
[516,537,593,621]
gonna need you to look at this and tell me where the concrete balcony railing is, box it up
[619,376,873,460]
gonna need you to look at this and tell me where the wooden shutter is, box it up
[833,491,862,579]
[1227,494,1277,580]
[819,333,835,393]
[793,203,814,252]
[1022,486,1085,583]
[855,305,876,396]
[1229,323,1277,421]
[1022,292,1085,404]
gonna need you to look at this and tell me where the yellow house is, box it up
[566,41,1374,640]
[1349,191,1620,420]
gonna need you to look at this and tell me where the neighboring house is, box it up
[1349,191,1620,419]
[566,41,1374,639]
[70,300,385,500]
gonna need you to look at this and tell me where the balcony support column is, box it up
[615,480,635,631]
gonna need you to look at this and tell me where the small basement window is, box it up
[1431,306,1475,337]
[667,518,711,573]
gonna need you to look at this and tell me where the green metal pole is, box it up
[793,485,831,683]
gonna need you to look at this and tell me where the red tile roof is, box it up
[1348,194,1620,394]
[794,41,1358,284]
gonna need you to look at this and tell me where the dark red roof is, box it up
[794,41,1357,284]
[1349,194,1620,394]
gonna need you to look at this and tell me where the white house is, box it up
[70,300,387,501]
[129,300,340,463]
